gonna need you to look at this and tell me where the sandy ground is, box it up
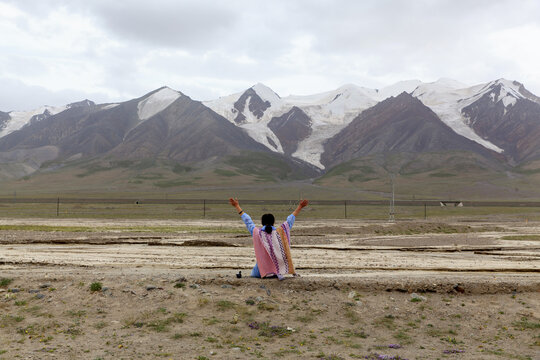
[0,218,539,359]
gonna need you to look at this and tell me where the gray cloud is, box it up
[88,1,239,50]
[0,78,113,112]
[1,0,539,110]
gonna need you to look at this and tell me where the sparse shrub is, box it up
[513,317,540,330]
[0,278,13,288]
[343,329,368,338]
[257,302,275,311]
[94,321,107,329]
[248,322,293,338]
[216,300,235,311]
[90,282,102,292]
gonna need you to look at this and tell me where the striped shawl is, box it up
[252,221,295,278]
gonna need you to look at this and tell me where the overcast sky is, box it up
[1,0,539,111]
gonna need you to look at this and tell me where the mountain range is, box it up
[1,78,540,199]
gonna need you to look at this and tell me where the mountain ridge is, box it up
[1,77,540,196]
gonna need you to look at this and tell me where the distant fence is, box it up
[0,198,540,220]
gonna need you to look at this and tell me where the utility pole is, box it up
[389,174,395,222]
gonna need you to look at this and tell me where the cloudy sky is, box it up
[1,0,539,111]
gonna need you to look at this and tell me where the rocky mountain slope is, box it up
[1,78,539,191]
[320,93,498,169]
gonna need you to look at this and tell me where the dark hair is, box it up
[261,213,275,234]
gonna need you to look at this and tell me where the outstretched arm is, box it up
[229,197,243,214]
[292,199,309,217]
[229,198,255,235]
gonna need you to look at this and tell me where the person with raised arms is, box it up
[229,198,309,280]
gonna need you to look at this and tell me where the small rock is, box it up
[9,288,20,293]
[146,285,157,291]
[102,287,109,292]
[356,301,363,306]
[36,294,45,299]
[255,296,264,302]
[231,347,241,351]
[221,284,233,289]
[259,285,266,289]
[266,289,271,296]
[210,351,216,355]
[176,276,187,282]
[348,291,357,299]
[0,289,5,293]
[190,284,200,289]
[28,289,40,294]
[40,284,52,289]
[453,284,465,294]
[410,293,427,301]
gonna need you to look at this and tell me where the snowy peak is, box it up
[232,84,284,124]
[0,105,68,138]
[375,79,423,100]
[233,88,273,124]
[203,84,283,125]
[251,83,281,103]
[137,87,182,121]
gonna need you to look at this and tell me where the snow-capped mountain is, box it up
[0,99,98,139]
[203,83,287,153]
[204,80,422,168]
[0,105,69,139]
[205,78,540,169]
[2,78,540,183]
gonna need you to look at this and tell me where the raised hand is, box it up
[293,199,309,216]
[229,198,239,207]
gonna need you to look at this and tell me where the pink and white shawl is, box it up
[252,221,295,278]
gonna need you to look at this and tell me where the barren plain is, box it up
[0,217,539,359]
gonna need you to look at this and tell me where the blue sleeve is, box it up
[241,213,256,236]
[287,214,295,229]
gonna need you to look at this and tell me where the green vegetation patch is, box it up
[76,164,113,178]
[134,173,164,180]
[214,169,238,177]
[372,222,496,236]
[172,164,192,174]
[153,179,193,188]
[0,278,13,287]
[89,282,102,292]
[248,321,293,338]
[0,224,243,234]
[429,172,457,177]
[225,152,296,182]
[513,317,540,330]
[216,300,236,311]
[147,312,186,332]
[502,235,540,241]
[0,225,93,232]
[318,160,375,181]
